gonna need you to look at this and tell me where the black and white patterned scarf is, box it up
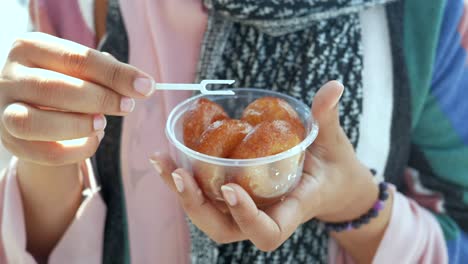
[190,1,394,263]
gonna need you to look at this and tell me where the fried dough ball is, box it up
[241,97,306,139]
[234,153,303,206]
[181,97,307,208]
[183,98,229,150]
[228,120,303,206]
[193,162,226,201]
[193,119,252,202]
[230,120,302,159]
[195,119,253,157]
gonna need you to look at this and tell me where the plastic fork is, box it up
[154,80,236,95]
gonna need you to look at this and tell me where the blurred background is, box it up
[0,0,30,168]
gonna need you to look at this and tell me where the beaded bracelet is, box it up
[324,181,389,232]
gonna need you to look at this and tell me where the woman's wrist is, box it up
[17,159,84,259]
[317,162,379,223]
[330,188,393,263]
[325,181,389,232]
[311,159,393,263]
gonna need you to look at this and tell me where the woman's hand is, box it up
[0,32,155,259]
[0,32,155,166]
[151,81,391,263]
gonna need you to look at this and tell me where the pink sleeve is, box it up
[29,0,56,36]
[29,0,96,48]
[328,187,448,264]
[0,158,106,264]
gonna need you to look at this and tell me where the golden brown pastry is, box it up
[181,97,307,208]
[241,97,306,139]
[193,119,252,202]
[195,119,253,157]
[230,120,302,159]
[228,120,303,205]
[183,98,229,150]
[192,161,226,202]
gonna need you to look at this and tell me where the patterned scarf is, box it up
[190,0,394,263]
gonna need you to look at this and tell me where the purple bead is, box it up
[368,209,378,218]
[373,200,384,211]
[379,182,388,192]
[379,191,389,201]
[351,221,362,229]
[346,223,353,231]
[333,224,345,232]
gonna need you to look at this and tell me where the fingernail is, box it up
[120,97,135,113]
[149,158,162,175]
[133,77,155,96]
[101,52,115,59]
[221,185,237,206]
[337,85,344,98]
[334,81,344,106]
[96,131,105,142]
[172,172,184,193]
[93,115,107,131]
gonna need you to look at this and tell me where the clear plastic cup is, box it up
[166,88,319,207]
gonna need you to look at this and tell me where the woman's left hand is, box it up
[150,81,387,254]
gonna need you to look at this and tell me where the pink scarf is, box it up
[118,0,207,263]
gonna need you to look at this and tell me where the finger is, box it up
[150,153,232,217]
[295,152,324,209]
[262,171,323,240]
[222,184,302,251]
[8,32,155,98]
[0,130,103,166]
[303,149,322,176]
[6,67,134,115]
[2,102,105,141]
[101,52,116,60]
[149,152,231,214]
[171,168,244,244]
[213,200,230,214]
[149,152,178,192]
[311,81,344,145]
[265,190,315,229]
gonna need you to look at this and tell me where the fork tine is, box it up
[199,80,235,95]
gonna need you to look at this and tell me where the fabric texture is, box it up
[330,186,447,264]
[0,158,105,264]
[190,1,393,263]
[28,0,95,47]
[382,0,412,190]
[94,0,131,263]
[409,0,468,234]
[0,161,448,263]
[118,0,207,263]
[355,6,394,184]
[1,0,466,263]
[372,187,447,263]
[402,0,468,262]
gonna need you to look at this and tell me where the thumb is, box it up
[311,81,344,145]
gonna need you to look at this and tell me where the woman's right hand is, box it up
[0,32,156,259]
[0,32,155,166]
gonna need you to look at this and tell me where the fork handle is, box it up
[154,83,201,90]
